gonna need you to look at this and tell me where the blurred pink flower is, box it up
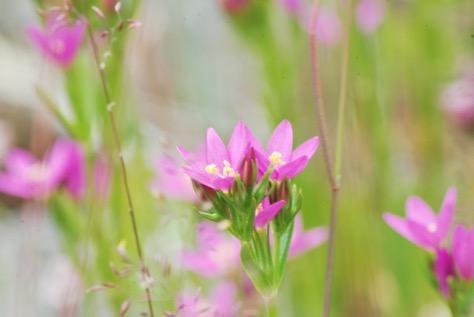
[179,122,250,190]
[26,15,86,68]
[441,71,474,130]
[250,120,320,181]
[220,0,250,14]
[182,222,241,277]
[177,282,240,317]
[280,0,304,15]
[383,187,456,251]
[297,6,341,46]
[356,0,386,34]
[151,155,196,202]
[289,214,328,257]
[433,248,454,298]
[452,225,474,281]
[93,155,111,201]
[254,198,286,228]
[0,139,85,200]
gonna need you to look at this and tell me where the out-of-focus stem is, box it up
[86,27,155,317]
[309,1,352,316]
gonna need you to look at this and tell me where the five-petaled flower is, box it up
[27,14,86,68]
[0,139,85,200]
[383,187,456,251]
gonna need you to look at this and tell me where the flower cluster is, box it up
[0,139,85,200]
[177,120,321,295]
[384,187,474,312]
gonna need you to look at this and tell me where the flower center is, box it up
[205,161,237,178]
[27,163,49,182]
[50,39,65,54]
[268,151,284,167]
[427,223,437,233]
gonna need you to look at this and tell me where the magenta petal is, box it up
[452,225,474,281]
[405,196,437,225]
[152,156,196,202]
[0,174,33,199]
[4,149,37,175]
[275,156,308,180]
[227,121,249,169]
[434,248,454,298]
[436,187,456,239]
[383,213,420,246]
[183,167,219,189]
[406,220,438,250]
[181,252,219,277]
[267,120,293,162]
[206,128,229,167]
[210,282,240,316]
[254,199,286,228]
[356,0,385,34]
[290,226,328,257]
[292,136,320,161]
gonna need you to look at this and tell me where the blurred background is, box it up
[0,0,473,316]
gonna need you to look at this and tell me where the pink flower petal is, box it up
[254,199,286,228]
[356,0,385,34]
[291,136,320,161]
[436,187,456,239]
[383,213,420,246]
[267,120,293,162]
[206,128,229,168]
[275,156,308,180]
[405,196,437,225]
[434,248,454,298]
[227,121,249,170]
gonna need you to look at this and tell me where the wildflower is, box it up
[356,0,386,34]
[254,198,286,228]
[220,0,250,14]
[0,139,85,200]
[289,214,328,257]
[176,282,240,317]
[441,70,474,131]
[150,155,196,202]
[433,248,455,298]
[26,14,86,68]
[251,120,319,181]
[182,222,241,277]
[383,187,456,251]
[452,225,474,281]
[179,122,249,190]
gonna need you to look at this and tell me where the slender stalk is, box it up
[86,27,155,317]
[309,1,352,316]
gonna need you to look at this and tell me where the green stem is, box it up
[264,295,278,317]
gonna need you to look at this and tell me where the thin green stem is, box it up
[309,1,352,316]
[85,24,155,317]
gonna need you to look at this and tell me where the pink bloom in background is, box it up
[434,248,455,298]
[280,0,304,15]
[0,139,85,200]
[452,225,474,281]
[254,198,286,228]
[182,222,241,277]
[93,155,111,201]
[383,187,456,251]
[220,0,250,14]
[251,120,319,181]
[27,15,86,68]
[441,70,474,130]
[289,214,328,257]
[179,122,249,190]
[177,282,240,317]
[151,155,196,202]
[356,0,386,34]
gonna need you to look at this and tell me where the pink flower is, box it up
[93,155,111,201]
[151,155,196,202]
[433,248,454,298]
[441,70,474,130]
[289,214,328,257]
[254,198,286,228]
[0,139,85,200]
[279,0,304,15]
[220,0,250,14]
[356,0,386,34]
[250,120,319,181]
[182,222,241,277]
[452,225,474,281]
[26,15,86,68]
[383,187,456,251]
[177,282,240,317]
[179,122,250,190]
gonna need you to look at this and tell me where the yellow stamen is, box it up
[205,163,219,175]
[222,160,236,177]
[268,151,284,167]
